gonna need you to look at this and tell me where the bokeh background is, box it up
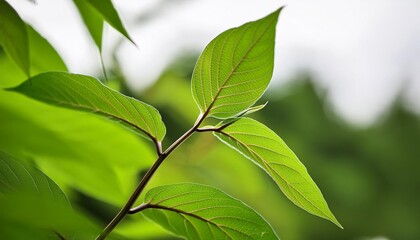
[1,0,419,239]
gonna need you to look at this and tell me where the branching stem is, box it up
[95,113,207,240]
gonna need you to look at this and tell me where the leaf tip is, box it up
[4,84,21,93]
[271,5,286,18]
[334,219,344,229]
[327,213,343,229]
[129,37,138,48]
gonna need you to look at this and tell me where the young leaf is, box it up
[84,0,135,45]
[74,0,104,49]
[213,118,342,228]
[237,102,268,117]
[9,72,166,143]
[191,8,282,119]
[0,151,67,203]
[0,0,30,76]
[142,183,278,240]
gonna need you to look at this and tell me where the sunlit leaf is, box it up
[0,0,30,76]
[9,72,166,143]
[74,0,104,49]
[0,35,151,205]
[213,118,342,228]
[142,183,278,240]
[0,89,155,206]
[191,8,282,119]
[84,0,135,44]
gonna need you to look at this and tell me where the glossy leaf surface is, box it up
[10,72,166,142]
[191,8,282,119]
[143,183,278,240]
[214,118,342,227]
[0,0,29,75]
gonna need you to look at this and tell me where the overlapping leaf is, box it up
[0,0,29,76]
[0,89,155,205]
[191,8,282,119]
[74,0,104,49]
[213,118,342,228]
[27,25,68,73]
[81,0,135,45]
[9,72,166,143]
[1,32,154,205]
[142,183,278,240]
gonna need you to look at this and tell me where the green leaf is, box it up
[238,102,267,117]
[191,8,282,119]
[74,0,104,49]
[0,88,155,205]
[0,24,67,88]
[9,72,166,143]
[27,25,68,73]
[1,35,151,205]
[0,0,30,76]
[0,194,100,239]
[142,183,278,240]
[213,118,342,228]
[0,152,99,238]
[0,151,67,203]
[84,0,135,45]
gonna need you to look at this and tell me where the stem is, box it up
[95,113,206,240]
[128,203,150,214]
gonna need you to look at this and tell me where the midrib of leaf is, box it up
[203,15,277,117]
[217,131,333,220]
[34,77,160,144]
[146,204,255,240]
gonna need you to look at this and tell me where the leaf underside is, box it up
[191,8,282,119]
[143,183,278,240]
[214,118,342,228]
[9,72,166,142]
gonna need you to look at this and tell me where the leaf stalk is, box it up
[96,113,206,239]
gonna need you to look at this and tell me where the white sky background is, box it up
[8,0,420,126]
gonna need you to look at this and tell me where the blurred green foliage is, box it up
[121,56,420,240]
[1,21,419,240]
